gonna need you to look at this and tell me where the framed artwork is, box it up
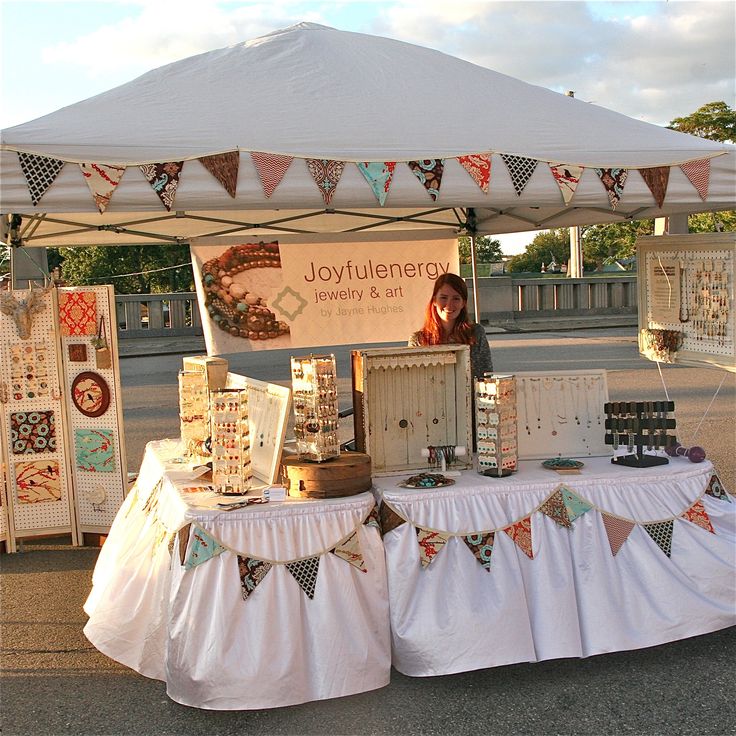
[10,410,56,455]
[74,428,114,472]
[58,291,97,337]
[15,460,62,503]
[68,344,88,362]
[70,371,110,418]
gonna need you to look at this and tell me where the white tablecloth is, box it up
[84,440,390,710]
[374,457,736,677]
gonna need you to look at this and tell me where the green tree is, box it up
[582,220,654,267]
[458,235,504,264]
[507,229,575,273]
[669,101,736,143]
[57,244,193,293]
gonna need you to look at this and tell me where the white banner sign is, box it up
[191,235,459,354]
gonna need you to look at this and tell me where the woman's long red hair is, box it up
[417,273,475,345]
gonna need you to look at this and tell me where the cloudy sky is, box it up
[1,0,733,251]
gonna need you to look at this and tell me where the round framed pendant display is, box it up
[71,371,111,418]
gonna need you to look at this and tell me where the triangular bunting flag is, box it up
[364,504,381,531]
[237,555,273,600]
[680,158,710,200]
[416,527,451,567]
[79,162,126,213]
[199,151,239,198]
[177,523,192,566]
[379,502,406,535]
[139,162,184,211]
[356,162,396,205]
[407,159,445,200]
[503,517,534,559]
[560,485,593,522]
[462,532,495,571]
[601,513,635,556]
[639,166,670,208]
[539,489,572,528]
[681,500,715,534]
[332,530,367,572]
[286,556,321,599]
[457,154,491,193]
[705,473,731,502]
[501,155,538,196]
[184,526,227,569]
[18,152,65,206]
[642,520,674,558]
[306,159,345,205]
[595,168,629,210]
[251,152,293,197]
[549,163,583,205]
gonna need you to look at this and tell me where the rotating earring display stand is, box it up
[604,401,677,468]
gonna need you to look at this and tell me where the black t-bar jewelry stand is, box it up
[604,401,677,468]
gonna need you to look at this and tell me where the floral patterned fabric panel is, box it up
[10,410,56,454]
[58,291,97,336]
[9,342,51,400]
[15,459,62,503]
[74,428,115,472]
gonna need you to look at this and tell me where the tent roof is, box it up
[1,22,734,246]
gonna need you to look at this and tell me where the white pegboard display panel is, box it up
[638,234,735,372]
[59,286,127,530]
[0,287,76,537]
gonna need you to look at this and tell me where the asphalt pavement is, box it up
[2,324,735,736]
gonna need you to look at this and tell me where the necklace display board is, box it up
[515,370,609,460]
[637,233,735,372]
[352,345,473,476]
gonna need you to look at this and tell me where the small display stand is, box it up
[281,452,372,498]
[604,400,677,468]
[475,373,517,477]
[210,388,252,494]
[290,354,340,463]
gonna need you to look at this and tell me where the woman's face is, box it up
[433,284,465,326]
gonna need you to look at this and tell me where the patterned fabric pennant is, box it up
[356,162,396,205]
[643,520,674,557]
[139,161,184,211]
[560,485,593,522]
[416,528,451,567]
[462,532,495,571]
[379,502,406,535]
[185,526,227,569]
[503,517,534,558]
[15,459,61,503]
[306,159,345,205]
[332,530,367,572]
[199,151,239,198]
[595,168,629,210]
[177,523,192,565]
[58,291,97,336]
[10,411,56,455]
[79,162,126,213]
[549,163,583,205]
[539,489,572,528]
[250,152,293,197]
[681,500,715,534]
[705,473,731,503]
[364,504,381,530]
[74,428,114,472]
[237,555,273,600]
[457,154,491,193]
[407,159,445,200]
[18,152,65,206]
[286,556,321,599]
[601,513,635,556]
[639,166,670,208]
[501,155,538,196]
[680,158,710,201]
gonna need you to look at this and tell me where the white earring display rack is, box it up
[515,369,609,460]
[352,345,473,476]
[476,374,518,476]
[637,233,735,372]
[210,388,252,494]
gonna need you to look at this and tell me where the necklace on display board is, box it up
[529,378,542,430]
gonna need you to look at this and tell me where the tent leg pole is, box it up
[469,233,481,323]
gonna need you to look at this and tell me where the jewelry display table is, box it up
[374,457,735,677]
[83,440,390,710]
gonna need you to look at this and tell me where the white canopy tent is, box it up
[1,22,734,249]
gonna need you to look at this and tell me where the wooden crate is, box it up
[352,345,472,476]
[281,452,372,498]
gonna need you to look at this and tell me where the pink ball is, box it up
[686,446,706,463]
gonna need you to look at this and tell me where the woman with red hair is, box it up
[409,273,493,380]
